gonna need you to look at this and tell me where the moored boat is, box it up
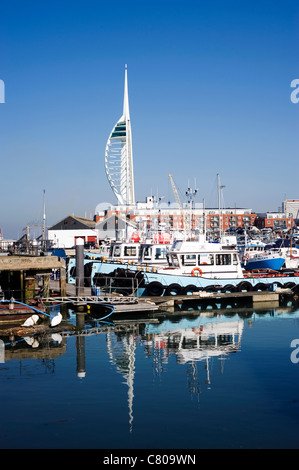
[265,238,299,270]
[66,233,299,297]
[242,251,285,271]
[67,238,170,285]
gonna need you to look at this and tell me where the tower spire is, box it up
[123,64,130,120]
[105,65,135,206]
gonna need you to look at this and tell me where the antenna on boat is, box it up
[217,174,225,238]
[186,180,198,237]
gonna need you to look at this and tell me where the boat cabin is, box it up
[109,242,140,262]
[238,239,266,259]
[138,243,168,265]
[109,241,169,265]
[162,240,244,278]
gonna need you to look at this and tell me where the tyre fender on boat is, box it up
[164,283,183,296]
[237,281,253,292]
[204,285,218,292]
[284,282,296,289]
[221,284,236,293]
[253,282,268,291]
[183,284,199,295]
[293,284,299,295]
[146,281,164,296]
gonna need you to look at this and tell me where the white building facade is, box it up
[47,215,98,248]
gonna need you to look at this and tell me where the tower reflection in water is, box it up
[74,312,244,432]
[8,307,298,433]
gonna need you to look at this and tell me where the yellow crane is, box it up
[168,174,184,229]
[168,174,183,210]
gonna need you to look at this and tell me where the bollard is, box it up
[32,239,38,256]
[0,340,4,363]
[76,238,85,297]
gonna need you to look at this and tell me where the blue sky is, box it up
[0,0,298,239]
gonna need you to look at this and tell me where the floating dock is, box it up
[146,289,290,310]
[41,294,159,313]
[41,287,294,314]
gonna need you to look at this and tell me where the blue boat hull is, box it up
[244,257,285,271]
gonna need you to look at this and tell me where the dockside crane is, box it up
[168,174,183,210]
[168,174,184,229]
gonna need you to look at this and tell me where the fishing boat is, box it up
[238,238,266,260]
[67,238,170,285]
[265,238,299,270]
[138,237,299,296]
[237,233,286,271]
[281,247,299,269]
[242,250,285,271]
[87,235,298,294]
[66,230,299,297]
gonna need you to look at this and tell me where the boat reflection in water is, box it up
[146,317,243,388]
[101,315,244,431]
[2,303,299,438]
[82,311,245,431]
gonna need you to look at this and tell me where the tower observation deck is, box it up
[105,66,135,206]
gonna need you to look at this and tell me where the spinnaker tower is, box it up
[105,66,135,206]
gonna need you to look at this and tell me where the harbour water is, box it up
[1,302,299,450]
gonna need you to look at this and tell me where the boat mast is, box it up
[217,174,225,238]
[42,189,46,250]
[185,179,198,237]
[202,197,207,240]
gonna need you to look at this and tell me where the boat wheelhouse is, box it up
[109,241,140,262]
[238,239,266,262]
[161,238,244,279]
[138,243,169,265]
[109,241,169,265]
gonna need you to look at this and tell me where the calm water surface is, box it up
[1,302,299,450]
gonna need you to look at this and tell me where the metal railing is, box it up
[92,275,144,297]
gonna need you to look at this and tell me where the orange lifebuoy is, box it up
[191,267,202,277]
